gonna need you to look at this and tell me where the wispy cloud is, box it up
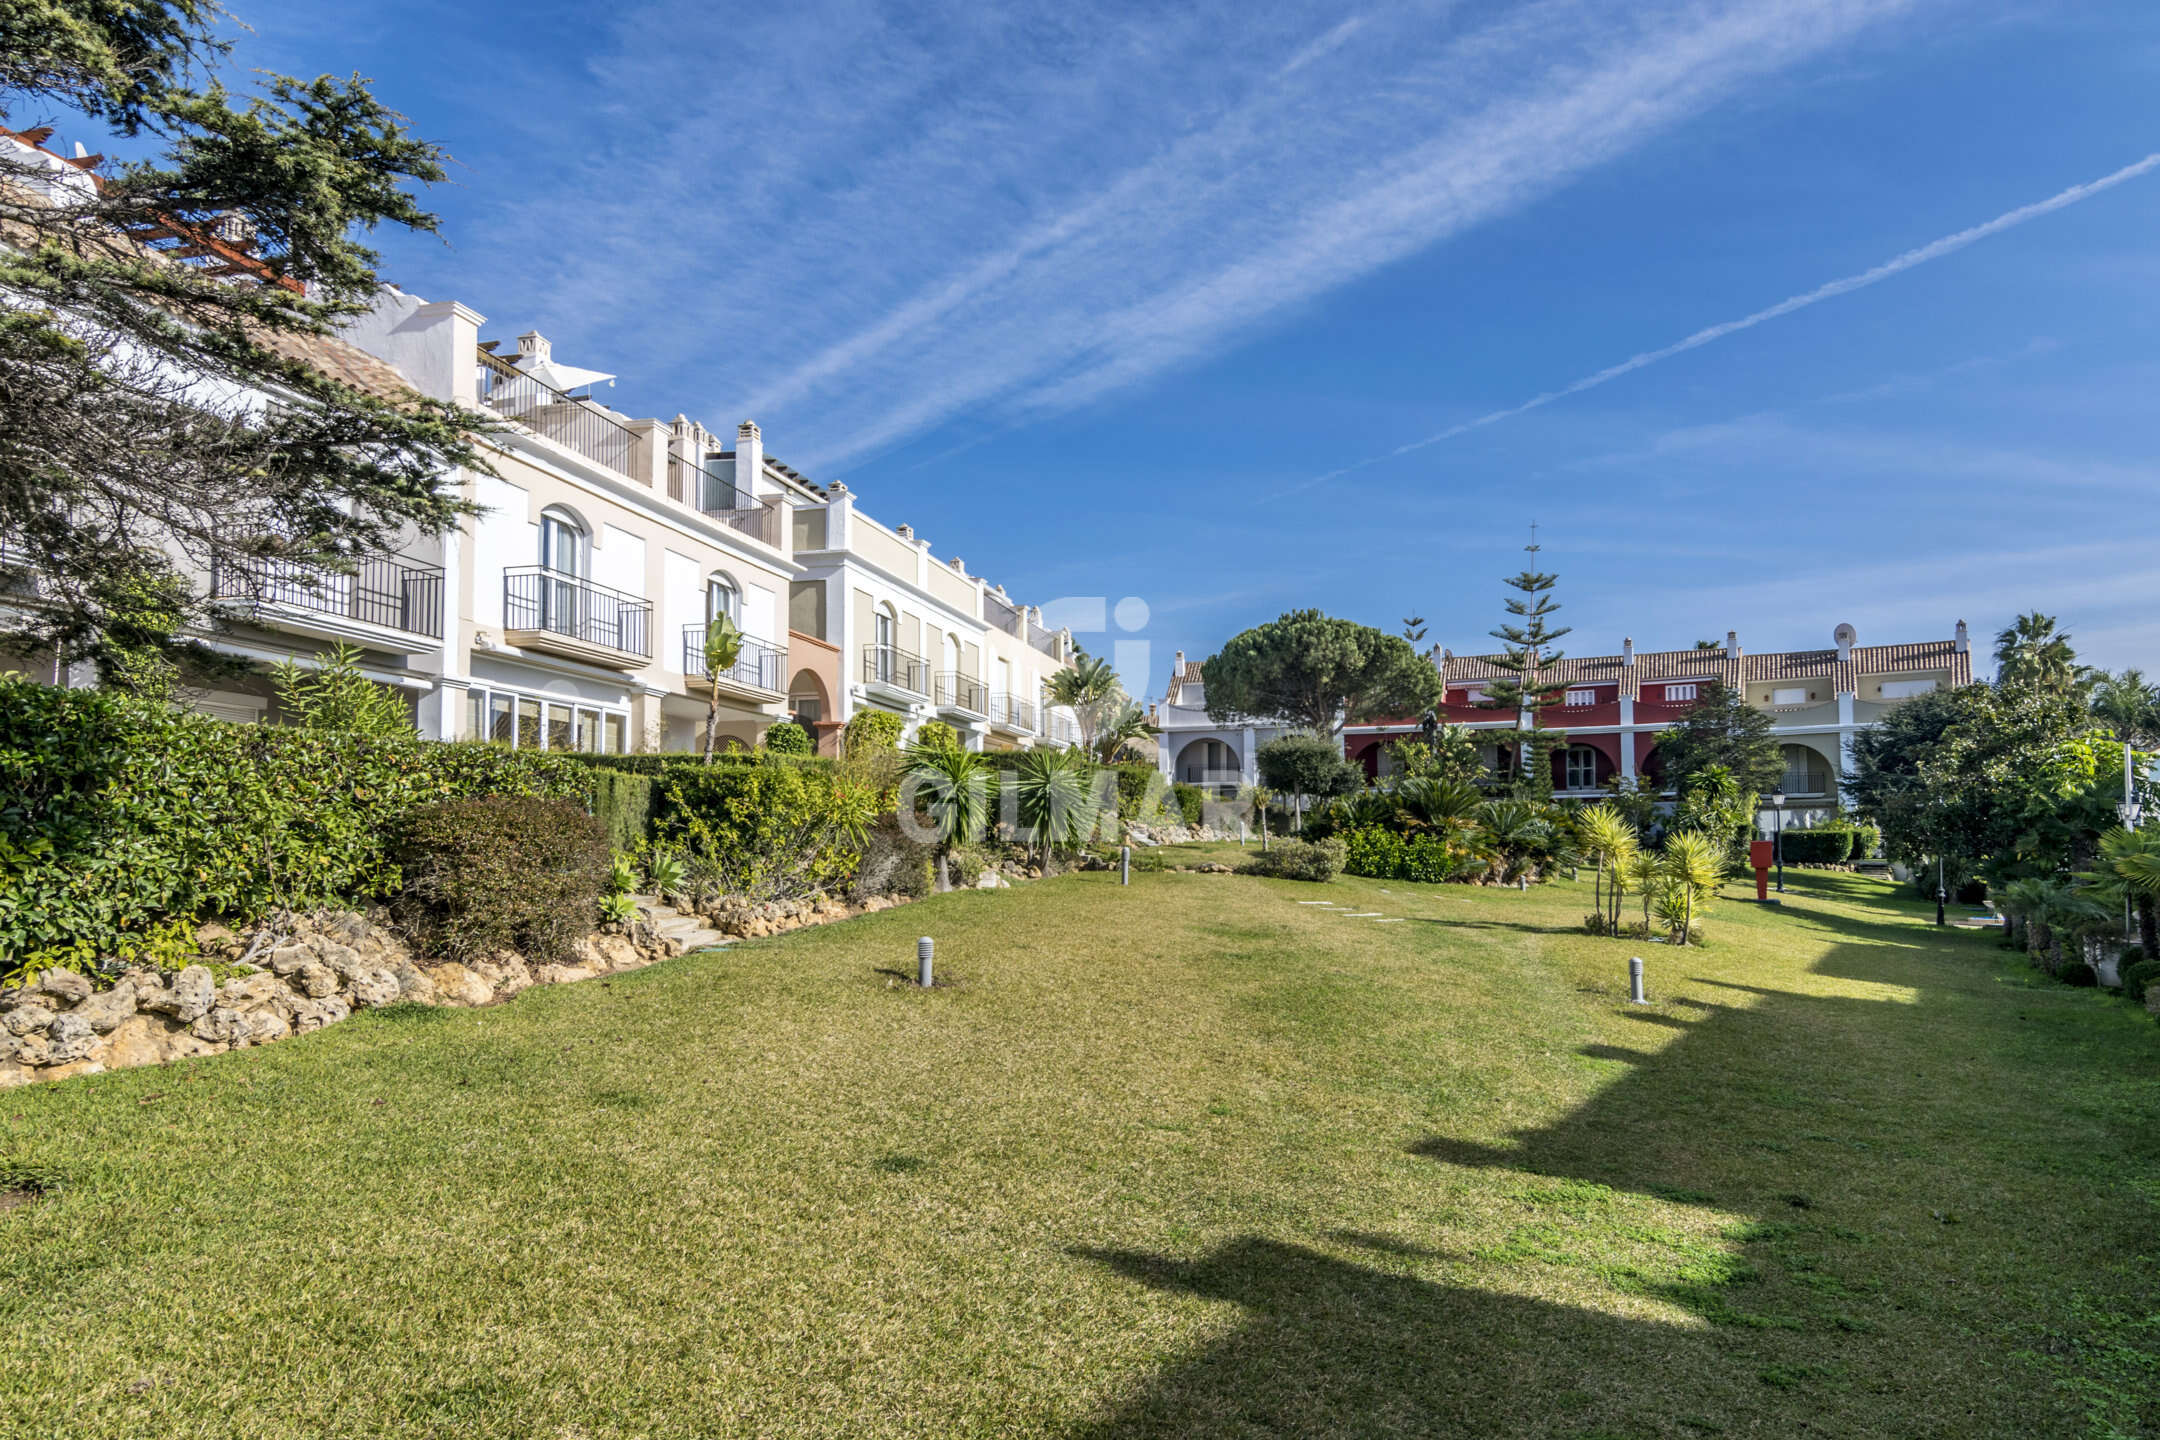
[1286,149,2160,494]
[451,0,1929,474]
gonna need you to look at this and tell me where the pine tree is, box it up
[1479,531,1571,792]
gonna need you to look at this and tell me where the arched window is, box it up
[1564,744,1600,792]
[539,507,586,576]
[943,631,961,675]
[1779,744,1832,797]
[706,571,739,625]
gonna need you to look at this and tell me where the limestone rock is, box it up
[0,985,24,1012]
[44,1020,96,1064]
[534,964,596,986]
[218,973,286,1012]
[195,921,237,950]
[0,1030,15,1062]
[315,995,351,1026]
[191,1007,243,1044]
[37,969,92,1006]
[14,1033,50,1066]
[0,1061,34,1089]
[2,1003,54,1037]
[315,942,366,980]
[391,963,437,1005]
[294,961,339,999]
[170,966,215,1023]
[238,1010,290,1047]
[38,1059,104,1082]
[100,1014,224,1068]
[74,984,136,1034]
[267,944,314,976]
[427,964,494,1008]
[347,968,400,1009]
[574,933,640,973]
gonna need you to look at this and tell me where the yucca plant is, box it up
[1577,803,1639,934]
[1012,747,1097,860]
[906,745,994,891]
[1623,847,1664,937]
[646,848,687,902]
[700,614,747,764]
[1659,829,1727,946]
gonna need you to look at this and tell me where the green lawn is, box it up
[3,867,2156,1438]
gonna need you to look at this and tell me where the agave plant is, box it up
[646,848,687,901]
[1397,777,1484,829]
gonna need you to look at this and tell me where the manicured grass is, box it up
[3,868,2156,1437]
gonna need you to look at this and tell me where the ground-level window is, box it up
[1564,744,1600,791]
[467,688,628,752]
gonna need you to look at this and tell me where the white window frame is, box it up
[1663,683,1699,703]
[466,686,629,753]
[1564,745,1599,791]
[1771,686,1809,706]
[1565,689,1597,707]
[1880,679,1937,699]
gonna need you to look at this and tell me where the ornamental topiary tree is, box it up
[761,721,811,755]
[1255,733,1362,830]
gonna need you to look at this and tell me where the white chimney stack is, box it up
[1954,619,1969,654]
[1725,629,1739,658]
[1622,637,1634,665]
[735,421,763,499]
[516,331,551,363]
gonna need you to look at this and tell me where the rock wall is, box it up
[0,910,677,1090]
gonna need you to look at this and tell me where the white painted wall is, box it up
[471,471,533,628]
[742,582,776,645]
[592,524,645,599]
[664,549,701,660]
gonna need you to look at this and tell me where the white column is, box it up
[1618,696,1637,781]
[1837,690,1857,782]
[1241,725,1257,786]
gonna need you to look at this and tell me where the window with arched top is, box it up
[539,507,587,576]
[706,571,739,625]
[1564,744,1600,792]
[943,631,961,673]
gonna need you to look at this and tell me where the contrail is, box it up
[1284,152,2160,495]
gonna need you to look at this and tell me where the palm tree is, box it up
[1092,698,1156,764]
[1993,612,2085,693]
[1476,800,1548,884]
[2089,826,2160,960]
[1623,847,1664,937]
[1011,747,1098,861]
[1045,654,1120,755]
[2089,670,2160,747]
[700,614,746,763]
[905,745,993,892]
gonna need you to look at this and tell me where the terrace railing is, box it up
[212,554,444,638]
[504,566,652,658]
[989,693,1037,732]
[681,627,785,692]
[862,643,928,695]
[477,348,641,478]
[934,670,987,715]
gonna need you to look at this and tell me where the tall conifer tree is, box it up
[1478,529,1571,792]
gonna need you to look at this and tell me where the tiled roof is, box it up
[1439,637,1969,698]
[259,329,417,403]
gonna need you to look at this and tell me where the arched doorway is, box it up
[1176,737,1242,795]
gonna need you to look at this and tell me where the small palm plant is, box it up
[700,614,747,764]
[1623,846,1665,939]
[1659,830,1728,946]
[1012,748,1097,862]
[1577,803,1640,936]
[2089,826,2160,961]
[1238,784,1273,850]
[905,745,993,891]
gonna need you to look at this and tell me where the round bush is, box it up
[762,721,812,755]
[845,710,906,755]
[2121,959,2160,1005]
[394,796,610,966]
[2063,962,2099,988]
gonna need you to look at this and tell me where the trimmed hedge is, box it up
[1171,782,1206,826]
[568,751,835,777]
[0,677,587,971]
[587,769,656,852]
[2122,959,2160,1005]
[394,796,610,965]
[1774,830,1853,865]
[762,721,811,755]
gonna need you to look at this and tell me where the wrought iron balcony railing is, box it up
[988,693,1037,732]
[213,554,444,638]
[862,643,928,695]
[504,567,652,658]
[934,670,986,714]
[681,627,785,692]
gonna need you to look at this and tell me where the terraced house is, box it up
[1342,622,1974,823]
[0,136,1079,755]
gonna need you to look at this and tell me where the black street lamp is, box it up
[1935,852,1946,927]
[1767,790,1787,893]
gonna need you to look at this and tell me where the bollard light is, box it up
[1121,845,1131,886]
[1628,956,1647,1005]
[917,935,934,989]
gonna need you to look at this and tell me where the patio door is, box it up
[539,511,586,638]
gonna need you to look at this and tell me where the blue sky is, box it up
[223,0,2159,695]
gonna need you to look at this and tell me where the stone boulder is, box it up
[75,983,137,1035]
[347,968,400,1009]
[426,964,494,1008]
[37,969,93,1006]
[3,1003,54,1037]
[141,966,215,1024]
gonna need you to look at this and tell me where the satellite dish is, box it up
[1833,622,1857,650]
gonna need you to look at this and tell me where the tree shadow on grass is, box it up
[1070,887,2154,1438]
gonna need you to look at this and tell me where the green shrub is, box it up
[1849,828,1873,861]
[845,710,906,755]
[1342,826,1464,883]
[910,720,961,754]
[853,814,933,900]
[1237,837,1344,882]
[1171,782,1206,826]
[658,759,875,905]
[762,721,811,755]
[587,768,656,852]
[567,752,835,777]
[2121,959,2160,1004]
[1773,830,1851,865]
[394,796,611,966]
[2063,961,2099,988]
[0,677,585,972]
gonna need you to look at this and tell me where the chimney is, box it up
[1725,630,1739,659]
[1834,622,1856,663]
[1954,619,1969,654]
[735,421,763,498]
[516,331,551,364]
[896,523,913,540]
[1622,637,1634,666]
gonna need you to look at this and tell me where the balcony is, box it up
[478,349,641,478]
[668,450,776,546]
[934,670,987,717]
[861,643,928,700]
[211,554,443,651]
[987,693,1037,734]
[503,567,651,668]
[681,627,785,698]
[0,538,51,606]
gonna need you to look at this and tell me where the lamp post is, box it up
[1767,791,1787,894]
[2117,791,2143,940]
[1935,852,1946,927]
